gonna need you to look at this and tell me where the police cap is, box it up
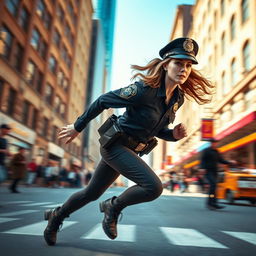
[159,37,199,64]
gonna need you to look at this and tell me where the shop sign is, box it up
[0,113,36,144]
[48,142,64,158]
[201,118,214,140]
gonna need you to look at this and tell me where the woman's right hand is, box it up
[58,124,80,144]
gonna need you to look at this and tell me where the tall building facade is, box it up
[93,0,116,91]
[169,0,256,170]
[0,0,93,168]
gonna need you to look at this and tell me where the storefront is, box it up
[0,112,36,155]
[181,111,256,170]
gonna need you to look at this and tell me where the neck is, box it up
[165,75,178,94]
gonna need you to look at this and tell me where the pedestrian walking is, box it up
[0,124,11,184]
[200,138,235,210]
[9,147,27,193]
[43,37,214,246]
[26,158,38,186]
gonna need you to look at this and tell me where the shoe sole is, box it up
[44,209,52,220]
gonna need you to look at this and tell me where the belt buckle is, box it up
[135,142,147,152]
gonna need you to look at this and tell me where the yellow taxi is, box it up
[216,168,256,204]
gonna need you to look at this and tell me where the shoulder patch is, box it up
[120,84,137,99]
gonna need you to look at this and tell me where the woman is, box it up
[43,37,213,246]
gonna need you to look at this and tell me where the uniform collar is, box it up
[157,79,183,101]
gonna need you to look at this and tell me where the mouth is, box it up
[177,75,186,79]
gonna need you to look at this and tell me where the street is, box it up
[0,186,255,256]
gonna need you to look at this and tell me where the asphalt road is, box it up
[0,186,255,256]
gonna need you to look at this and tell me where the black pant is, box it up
[59,140,163,217]
[205,172,217,205]
[10,178,21,192]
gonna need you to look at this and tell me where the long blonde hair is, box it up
[131,58,214,104]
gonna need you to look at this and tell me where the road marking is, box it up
[2,220,77,236]
[0,210,39,217]
[40,204,62,208]
[223,231,256,246]
[82,223,136,242]
[0,217,20,224]
[20,202,53,206]
[0,201,33,205]
[160,227,228,249]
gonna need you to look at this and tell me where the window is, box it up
[60,103,66,119]
[42,117,49,137]
[32,108,38,130]
[39,40,47,59]
[63,78,69,91]
[231,58,238,86]
[36,0,45,18]
[22,100,30,125]
[220,0,225,16]
[230,15,236,41]
[49,55,57,73]
[35,71,43,93]
[221,32,225,55]
[18,7,30,32]
[57,5,64,20]
[54,95,61,113]
[241,0,249,23]
[5,0,19,17]
[221,71,228,95]
[243,41,250,71]
[13,43,23,72]
[7,88,16,116]
[45,83,53,105]
[52,126,58,143]
[26,60,36,84]
[31,28,40,50]
[0,25,13,60]
[36,0,52,30]
[53,29,61,47]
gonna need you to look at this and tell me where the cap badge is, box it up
[183,39,194,52]
[172,102,179,113]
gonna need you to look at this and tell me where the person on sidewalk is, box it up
[43,37,214,246]
[0,124,11,184]
[9,147,27,193]
[200,138,235,210]
[26,158,38,186]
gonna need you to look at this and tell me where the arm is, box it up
[58,83,143,144]
[156,123,187,141]
[74,87,141,132]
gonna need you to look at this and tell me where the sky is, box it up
[111,0,195,90]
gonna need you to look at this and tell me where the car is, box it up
[216,168,256,205]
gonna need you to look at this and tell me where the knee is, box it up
[147,180,163,200]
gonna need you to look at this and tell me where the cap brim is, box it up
[169,54,198,64]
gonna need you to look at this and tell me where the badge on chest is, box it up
[169,102,179,123]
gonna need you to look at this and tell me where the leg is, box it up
[44,159,119,246]
[99,143,163,239]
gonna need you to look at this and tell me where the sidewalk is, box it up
[162,188,207,197]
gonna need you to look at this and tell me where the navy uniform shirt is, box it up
[74,80,184,143]
[0,137,8,166]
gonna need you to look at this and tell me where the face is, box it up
[165,58,192,85]
[1,128,11,136]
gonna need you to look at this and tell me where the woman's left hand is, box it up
[173,123,187,140]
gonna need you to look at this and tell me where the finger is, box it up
[58,133,69,139]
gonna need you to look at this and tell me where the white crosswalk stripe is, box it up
[0,217,20,224]
[2,220,77,236]
[0,201,33,205]
[20,202,53,207]
[0,210,39,217]
[160,227,228,249]
[40,204,62,208]
[222,231,256,246]
[81,223,136,242]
